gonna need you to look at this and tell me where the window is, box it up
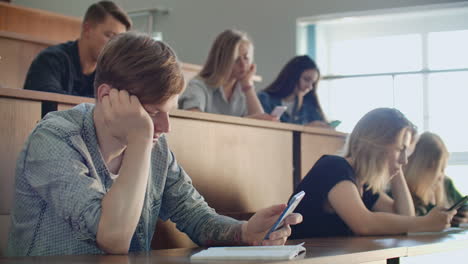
[330,34,422,75]
[302,5,468,193]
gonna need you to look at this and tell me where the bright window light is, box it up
[428,72,468,152]
[446,165,468,195]
[394,74,424,130]
[325,76,393,132]
[428,30,468,70]
[330,34,422,75]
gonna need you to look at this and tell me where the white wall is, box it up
[13,0,468,86]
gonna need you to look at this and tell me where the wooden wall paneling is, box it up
[0,214,11,256]
[0,93,43,255]
[0,97,41,214]
[0,35,48,89]
[166,117,294,213]
[57,103,80,111]
[0,3,81,43]
[300,132,346,179]
[157,117,293,249]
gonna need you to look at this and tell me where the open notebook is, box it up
[191,243,306,261]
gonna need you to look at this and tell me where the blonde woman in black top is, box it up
[291,108,456,238]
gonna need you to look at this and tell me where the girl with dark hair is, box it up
[258,55,329,127]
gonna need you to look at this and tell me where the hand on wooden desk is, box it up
[241,204,303,246]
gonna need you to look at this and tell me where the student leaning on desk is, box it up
[290,108,456,239]
[6,32,302,257]
[178,29,276,121]
[258,55,331,128]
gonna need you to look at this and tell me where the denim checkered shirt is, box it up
[7,103,240,256]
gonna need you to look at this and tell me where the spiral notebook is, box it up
[191,243,306,261]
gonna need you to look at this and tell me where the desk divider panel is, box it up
[167,117,294,212]
[0,97,41,256]
[0,97,41,214]
[0,34,49,90]
[300,132,347,179]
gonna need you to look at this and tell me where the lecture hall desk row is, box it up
[0,87,346,250]
[1,228,468,264]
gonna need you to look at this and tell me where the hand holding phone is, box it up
[271,106,287,119]
[447,195,468,211]
[264,191,305,240]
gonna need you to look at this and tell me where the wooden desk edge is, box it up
[0,2,82,23]
[0,87,347,137]
[0,31,262,82]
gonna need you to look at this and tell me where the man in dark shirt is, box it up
[23,1,131,97]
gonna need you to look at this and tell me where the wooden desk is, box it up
[0,31,204,91]
[1,229,468,264]
[0,0,262,91]
[0,2,81,44]
[0,87,347,252]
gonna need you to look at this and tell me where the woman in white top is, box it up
[179,29,275,120]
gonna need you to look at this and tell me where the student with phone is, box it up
[404,132,468,226]
[178,29,276,121]
[7,32,302,256]
[270,106,288,119]
[290,108,456,238]
[257,55,331,127]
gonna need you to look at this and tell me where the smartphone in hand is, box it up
[271,106,287,119]
[447,195,468,211]
[264,191,305,240]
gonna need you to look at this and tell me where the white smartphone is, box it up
[264,191,305,240]
[271,106,287,118]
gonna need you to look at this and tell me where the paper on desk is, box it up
[190,243,306,261]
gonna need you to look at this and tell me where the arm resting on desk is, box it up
[329,181,455,235]
[373,170,415,216]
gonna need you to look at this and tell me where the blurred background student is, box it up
[290,108,456,238]
[404,132,468,226]
[258,55,330,127]
[179,29,275,121]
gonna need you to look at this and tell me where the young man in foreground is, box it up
[8,32,302,256]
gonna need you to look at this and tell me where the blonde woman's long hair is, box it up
[198,29,253,87]
[404,132,449,207]
[344,108,416,194]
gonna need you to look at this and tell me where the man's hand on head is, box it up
[101,89,154,145]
